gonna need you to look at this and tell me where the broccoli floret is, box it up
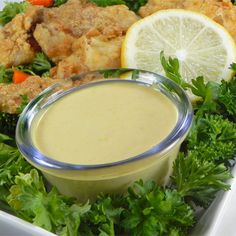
[0,113,19,137]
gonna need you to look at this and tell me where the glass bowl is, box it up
[16,69,193,201]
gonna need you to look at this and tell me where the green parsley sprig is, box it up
[16,52,54,77]
[0,53,54,84]
[0,1,29,26]
[120,180,194,236]
[0,66,13,83]
[53,0,68,7]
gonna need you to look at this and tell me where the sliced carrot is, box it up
[27,0,53,7]
[13,71,30,84]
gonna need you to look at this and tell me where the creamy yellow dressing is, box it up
[32,82,178,165]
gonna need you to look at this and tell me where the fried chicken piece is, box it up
[52,35,123,80]
[33,24,75,62]
[139,0,236,42]
[0,76,58,113]
[139,0,196,15]
[34,0,138,62]
[0,6,44,68]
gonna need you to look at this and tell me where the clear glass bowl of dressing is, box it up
[16,69,193,201]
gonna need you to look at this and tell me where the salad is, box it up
[0,0,236,236]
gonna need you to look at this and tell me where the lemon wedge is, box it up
[122,9,236,83]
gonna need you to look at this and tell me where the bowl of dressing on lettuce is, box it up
[16,69,193,201]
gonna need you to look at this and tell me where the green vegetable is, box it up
[71,180,194,236]
[160,52,236,119]
[0,134,31,208]
[188,76,236,120]
[124,0,148,12]
[0,53,53,84]
[82,194,123,235]
[218,76,236,119]
[0,95,29,137]
[161,52,236,207]
[16,94,29,114]
[0,66,13,83]
[31,52,53,74]
[16,52,54,77]
[0,113,19,137]
[0,1,29,26]
[120,180,194,236]
[99,68,138,78]
[187,114,236,166]
[172,152,232,207]
[90,0,126,7]
[160,51,183,86]
[53,0,68,7]
[8,169,90,234]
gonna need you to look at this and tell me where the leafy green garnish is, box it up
[0,113,19,137]
[124,0,148,12]
[172,152,232,207]
[16,95,29,114]
[189,76,236,119]
[53,0,68,7]
[0,95,29,137]
[16,52,54,77]
[121,180,194,236]
[160,52,236,119]
[0,1,29,26]
[161,52,236,207]
[8,169,90,234]
[0,134,31,206]
[31,52,53,74]
[90,0,125,7]
[82,194,123,236]
[160,51,193,90]
[187,114,236,165]
[0,66,13,83]
[99,68,138,79]
[218,77,236,118]
[0,53,54,84]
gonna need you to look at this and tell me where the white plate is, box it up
[0,1,236,235]
[192,165,236,236]
[0,210,56,236]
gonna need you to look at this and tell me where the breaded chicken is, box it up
[0,6,43,67]
[33,0,138,62]
[52,35,123,79]
[139,0,236,42]
[0,0,138,114]
[0,70,110,113]
[0,76,58,113]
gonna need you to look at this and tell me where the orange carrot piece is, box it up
[27,0,53,7]
[13,71,30,84]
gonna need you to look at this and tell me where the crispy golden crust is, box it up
[33,0,138,62]
[0,1,138,113]
[0,6,44,67]
[33,24,75,62]
[52,35,123,80]
[139,0,236,42]
[0,76,58,113]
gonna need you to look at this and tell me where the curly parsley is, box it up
[0,1,29,26]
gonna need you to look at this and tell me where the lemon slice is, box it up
[122,9,236,83]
